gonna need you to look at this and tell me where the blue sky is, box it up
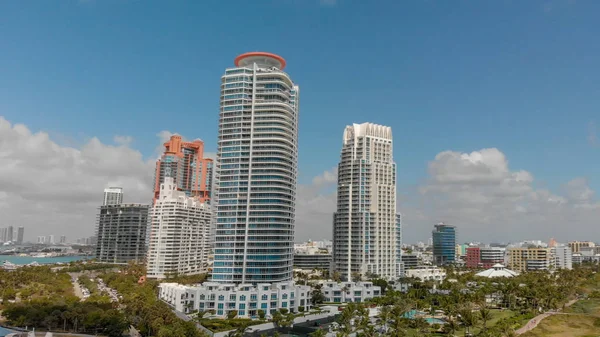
[1,0,599,240]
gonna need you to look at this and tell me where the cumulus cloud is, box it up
[0,117,154,242]
[295,168,338,241]
[296,148,600,244]
[113,135,133,146]
[1,116,597,245]
[406,148,599,242]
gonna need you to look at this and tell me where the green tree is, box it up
[479,306,492,331]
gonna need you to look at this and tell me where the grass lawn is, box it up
[520,314,600,337]
[565,299,600,316]
[404,309,516,336]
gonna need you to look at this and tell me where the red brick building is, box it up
[466,247,505,269]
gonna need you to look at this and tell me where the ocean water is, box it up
[0,326,15,337]
[1,255,89,265]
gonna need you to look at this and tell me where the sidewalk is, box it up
[515,298,579,335]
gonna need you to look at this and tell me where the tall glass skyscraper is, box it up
[212,52,300,284]
[332,123,401,280]
[432,223,456,265]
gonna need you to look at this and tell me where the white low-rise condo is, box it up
[159,282,311,318]
[147,177,212,279]
[332,123,401,281]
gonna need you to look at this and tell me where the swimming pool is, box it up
[403,310,427,318]
[425,318,446,325]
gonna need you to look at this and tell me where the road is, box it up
[68,273,85,300]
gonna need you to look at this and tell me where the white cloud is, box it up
[295,167,338,242]
[295,148,600,244]
[113,135,133,146]
[311,167,338,186]
[405,148,599,242]
[2,116,597,245]
[0,117,154,242]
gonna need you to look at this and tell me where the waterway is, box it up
[1,255,90,265]
[0,326,15,337]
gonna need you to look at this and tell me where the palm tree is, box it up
[479,306,492,331]
[458,307,478,336]
[443,318,459,336]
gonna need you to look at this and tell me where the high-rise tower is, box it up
[103,187,123,206]
[153,135,213,204]
[147,177,212,279]
[16,227,24,244]
[332,123,400,281]
[7,226,14,242]
[212,52,300,284]
[432,223,456,265]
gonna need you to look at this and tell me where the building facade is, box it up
[212,52,300,284]
[401,254,419,270]
[7,226,13,242]
[568,241,595,253]
[147,177,212,279]
[16,227,24,244]
[432,223,456,265]
[0,228,7,242]
[154,135,214,204]
[507,247,554,272]
[552,246,573,270]
[332,122,400,281]
[95,204,150,264]
[466,247,505,269]
[103,187,123,206]
[405,266,447,282]
[159,282,311,318]
[320,281,382,303]
[293,253,332,270]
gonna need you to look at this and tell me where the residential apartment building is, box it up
[212,52,300,284]
[7,226,13,242]
[0,228,7,242]
[432,223,456,265]
[552,246,573,270]
[103,187,123,206]
[405,266,447,282]
[332,122,401,281]
[401,254,419,270]
[147,177,212,279]
[159,282,311,318]
[16,227,24,244]
[320,281,382,303]
[293,253,332,270]
[507,247,554,272]
[95,203,150,264]
[154,135,213,204]
[466,247,505,269]
[568,241,595,253]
